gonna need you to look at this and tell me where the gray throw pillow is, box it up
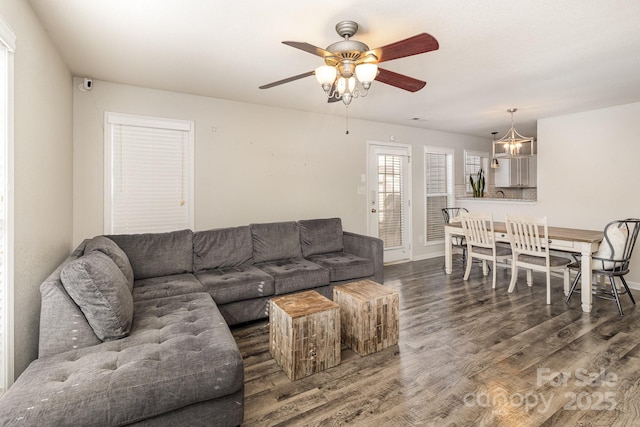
[85,235,135,292]
[60,252,133,341]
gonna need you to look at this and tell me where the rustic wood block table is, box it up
[269,290,341,381]
[333,280,399,356]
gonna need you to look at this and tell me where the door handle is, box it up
[371,208,377,213]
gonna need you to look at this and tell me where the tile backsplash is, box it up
[456,184,537,200]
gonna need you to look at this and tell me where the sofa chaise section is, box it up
[1,231,244,426]
[0,292,243,426]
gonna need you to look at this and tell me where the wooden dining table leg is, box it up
[580,246,593,313]
[445,227,453,274]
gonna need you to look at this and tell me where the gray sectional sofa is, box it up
[0,218,383,426]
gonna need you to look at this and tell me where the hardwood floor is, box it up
[231,257,640,426]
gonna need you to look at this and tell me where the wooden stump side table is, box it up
[269,290,341,380]
[333,280,399,356]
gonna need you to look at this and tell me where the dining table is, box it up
[444,221,604,313]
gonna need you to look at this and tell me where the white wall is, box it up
[0,0,73,377]
[459,101,640,284]
[72,79,490,261]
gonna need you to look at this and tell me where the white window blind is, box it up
[0,15,15,393]
[377,154,404,248]
[105,113,194,235]
[425,147,454,242]
[464,150,488,193]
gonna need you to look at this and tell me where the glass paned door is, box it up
[368,143,411,263]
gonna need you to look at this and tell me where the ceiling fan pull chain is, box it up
[345,107,350,135]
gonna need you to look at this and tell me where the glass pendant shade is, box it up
[314,65,337,85]
[355,63,378,83]
[337,77,347,95]
[347,77,356,93]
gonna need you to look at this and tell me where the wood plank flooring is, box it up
[231,257,640,426]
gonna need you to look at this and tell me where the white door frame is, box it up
[366,141,412,263]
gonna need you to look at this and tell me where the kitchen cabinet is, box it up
[494,156,537,188]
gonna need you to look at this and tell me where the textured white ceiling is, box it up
[27,0,640,138]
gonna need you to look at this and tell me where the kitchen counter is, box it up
[457,197,536,203]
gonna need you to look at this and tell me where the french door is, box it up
[367,142,412,263]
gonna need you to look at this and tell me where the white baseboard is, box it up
[411,252,444,262]
[627,281,640,290]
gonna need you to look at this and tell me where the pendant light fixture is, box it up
[495,108,533,156]
[490,131,500,168]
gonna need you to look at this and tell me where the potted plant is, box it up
[470,169,485,197]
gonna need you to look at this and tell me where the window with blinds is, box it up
[0,16,15,393]
[464,150,488,193]
[105,113,194,235]
[425,147,454,242]
[377,154,404,248]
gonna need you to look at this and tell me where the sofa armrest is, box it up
[343,231,384,284]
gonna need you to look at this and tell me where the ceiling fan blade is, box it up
[371,33,439,63]
[282,41,331,58]
[259,71,315,89]
[375,68,426,92]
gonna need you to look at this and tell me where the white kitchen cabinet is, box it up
[494,156,537,188]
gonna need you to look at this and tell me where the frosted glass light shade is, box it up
[315,65,337,85]
[337,77,356,95]
[355,63,378,83]
[337,77,346,95]
[347,77,356,93]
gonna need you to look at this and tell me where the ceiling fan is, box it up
[259,20,439,106]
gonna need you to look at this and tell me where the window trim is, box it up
[104,112,195,234]
[424,146,455,245]
[0,15,15,393]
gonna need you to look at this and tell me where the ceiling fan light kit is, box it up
[260,20,439,108]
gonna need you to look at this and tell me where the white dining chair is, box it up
[459,212,512,289]
[505,214,571,304]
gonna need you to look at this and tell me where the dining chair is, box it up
[566,218,640,315]
[442,207,469,265]
[505,215,571,305]
[459,212,512,289]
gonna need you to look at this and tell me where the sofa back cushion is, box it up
[299,218,344,257]
[85,235,134,292]
[251,221,302,263]
[108,229,193,279]
[193,226,253,272]
[60,251,133,341]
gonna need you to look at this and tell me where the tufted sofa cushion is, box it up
[85,235,135,292]
[196,265,275,304]
[250,221,302,263]
[306,252,375,282]
[132,273,205,302]
[298,218,344,257]
[193,226,253,272]
[0,293,243,426]
[108,229,193,280]
[60,252,133,341]
[257,258,330,295]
